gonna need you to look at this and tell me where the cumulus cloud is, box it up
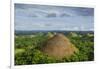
[15,4,94,31]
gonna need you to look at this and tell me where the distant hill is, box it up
[15,30,94,35]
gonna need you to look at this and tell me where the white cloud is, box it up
[15,4,94,31]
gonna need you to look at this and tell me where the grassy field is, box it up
[15,32,94,65]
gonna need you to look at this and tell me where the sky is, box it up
[15,3,94,31]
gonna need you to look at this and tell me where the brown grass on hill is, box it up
[41,33,78,59]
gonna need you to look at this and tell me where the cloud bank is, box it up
[15,4,94,31]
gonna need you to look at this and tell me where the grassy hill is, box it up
[15,32,94,65]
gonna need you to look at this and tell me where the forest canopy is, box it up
[15,32,94,65]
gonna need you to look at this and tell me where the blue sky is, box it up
[15,4,94,31]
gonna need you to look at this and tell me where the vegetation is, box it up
[15,32,94,65]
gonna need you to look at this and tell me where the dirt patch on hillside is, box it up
[41,33,78,59]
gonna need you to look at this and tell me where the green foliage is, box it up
[15,32,94,65]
